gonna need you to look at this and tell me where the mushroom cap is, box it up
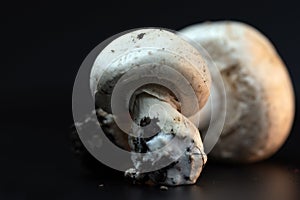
[180,21,295,163]
[90,28,211,118]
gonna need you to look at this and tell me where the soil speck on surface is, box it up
[160,186,168,191]
[137,33,146,40]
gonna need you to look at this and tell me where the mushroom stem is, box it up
[125,86,207,185]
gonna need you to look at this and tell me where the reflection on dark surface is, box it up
[189,162,299,200]
[90,161,300,200]
[3,126,299,200]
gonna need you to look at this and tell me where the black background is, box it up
[1,1,300,200]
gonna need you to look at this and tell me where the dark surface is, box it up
[1,1,300,200]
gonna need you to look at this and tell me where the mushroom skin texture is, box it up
[90,29,210,185]
[180,21,295,163]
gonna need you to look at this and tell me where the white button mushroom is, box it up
[90,28,210,185]
[180,21,295,163]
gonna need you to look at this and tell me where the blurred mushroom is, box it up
[180,21,295,163]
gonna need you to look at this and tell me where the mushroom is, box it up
[180,21,295,163]
[90,28,210,185]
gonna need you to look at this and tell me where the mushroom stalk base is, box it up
[125,87,207,185]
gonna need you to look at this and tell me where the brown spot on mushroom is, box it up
[173,117,181,122]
